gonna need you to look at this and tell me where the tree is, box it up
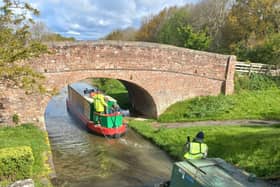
[0,0,47,92]
[104,27,136,41]
[187,0,233,50]
[135,7,176,42]
[178,25,211,50]
[30,21,75,42]
[104,29,124,40]
[156,7,211,50]
[29,21,49,41]
[42,33,75,42]
[245,33,280,65]
[221,0,280,49]
[157,8,190,46]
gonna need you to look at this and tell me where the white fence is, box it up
[235,61,279,76]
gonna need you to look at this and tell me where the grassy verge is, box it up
[159,89,280,122]
[0,124,52,186]
[160,74,280,122]
[129,120,280,178]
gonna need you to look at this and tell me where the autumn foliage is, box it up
[105,0,280,65]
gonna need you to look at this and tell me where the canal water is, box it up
[45,86,173,187]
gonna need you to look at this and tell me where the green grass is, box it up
[159,89,280,122]
[160,74,280,122]
[129,120,280,177]
[0,124,51,186]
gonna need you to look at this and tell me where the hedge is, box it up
[0,146,34,182]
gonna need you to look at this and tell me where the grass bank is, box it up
[160,74,280,122]
[0,124,52,186]
[129,120,280,178]
[159,89,280,122]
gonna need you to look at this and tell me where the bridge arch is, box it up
[45,72,158,118]
[119,79,157,118]
[0,41,235,127]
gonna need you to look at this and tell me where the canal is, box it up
[45,86,173,187]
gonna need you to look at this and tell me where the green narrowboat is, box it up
[66,82,126,137]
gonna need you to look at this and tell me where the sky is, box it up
[26,0,199,40]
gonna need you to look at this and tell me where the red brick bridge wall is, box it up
[0,41,235,127]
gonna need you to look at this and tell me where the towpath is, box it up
[151,119,280,129]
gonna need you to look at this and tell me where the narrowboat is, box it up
[66,82,126,138]
[156,158,269,187]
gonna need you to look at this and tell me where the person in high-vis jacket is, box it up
[184,131,208,160]
[93,91,108,113]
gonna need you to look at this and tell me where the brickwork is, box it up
[0,41,235,127]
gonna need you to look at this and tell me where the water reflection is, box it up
[45,86,172,187]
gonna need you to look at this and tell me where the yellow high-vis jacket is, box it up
[93,93,107,113]
[184,142,208,160]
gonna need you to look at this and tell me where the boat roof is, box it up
[175,158,269,187]
[68,82,116,103]
[68,82,97,96]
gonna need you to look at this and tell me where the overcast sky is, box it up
[26,0,199,40]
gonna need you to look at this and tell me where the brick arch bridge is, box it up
[0,41,235,128]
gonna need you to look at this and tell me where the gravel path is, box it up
[152,119,280,129]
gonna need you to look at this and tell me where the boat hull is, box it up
[66,99,126,137]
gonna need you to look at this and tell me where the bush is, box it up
[178,25,211,50]
[235,73,278,92]
[234,34,280,65]
[247,34,280,65]
[0,146,34,182]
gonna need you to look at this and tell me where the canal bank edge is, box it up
[36,124,56,187]
[45,130,57,180]
[33,118,56,186]
[38,117,56,186]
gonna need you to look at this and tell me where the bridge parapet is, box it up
[27,41,235,82]
[1,41,236,127]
